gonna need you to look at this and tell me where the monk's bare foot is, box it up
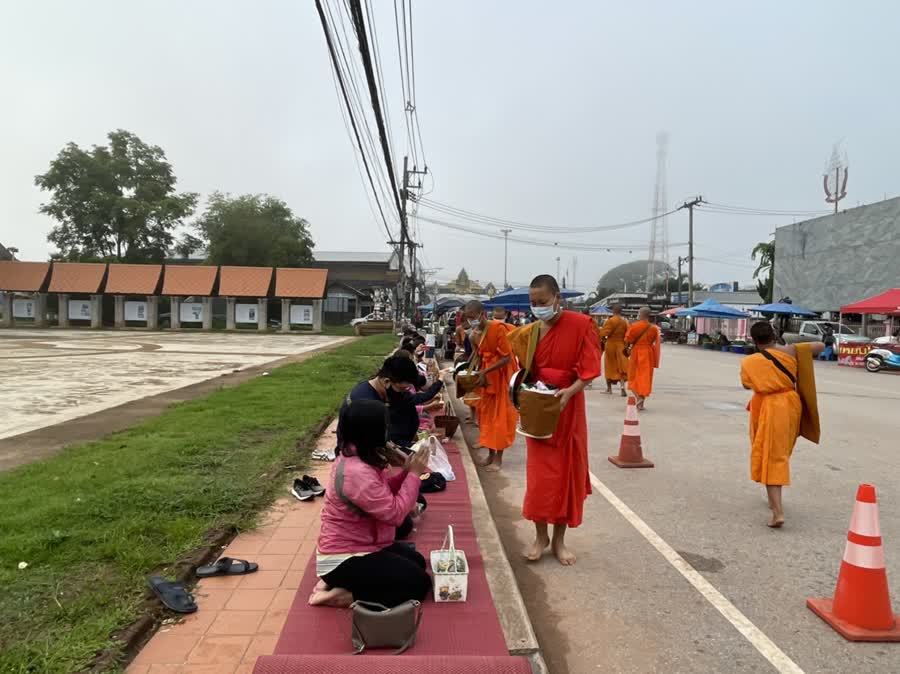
[484,462,502,472]
[767,513,785,528]
[620,388,627,397]
[477,453,493,467]
[605,387,612,395]
[309,587,353,607]
[525,535,550,561]
[552,541,577,566]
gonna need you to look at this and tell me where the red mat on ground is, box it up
[270,441,512,657]
[254,655,531,674]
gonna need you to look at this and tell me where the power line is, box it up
[415,196,683,233]
[700,201,830,217]
[348,0,403,218]
[364,0,397,175]
[316,0,394,240]
[327,0,400,227]
[417,213,688,252]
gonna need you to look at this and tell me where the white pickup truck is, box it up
[783,321,870,345]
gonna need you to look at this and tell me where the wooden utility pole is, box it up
[682,196,703,307]
[397,155,409,320]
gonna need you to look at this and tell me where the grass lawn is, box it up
[0,333,396,674]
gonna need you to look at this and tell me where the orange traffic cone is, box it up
[807,483,900,641]
[608,396,653,468]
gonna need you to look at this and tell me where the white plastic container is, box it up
[430,525,468,602]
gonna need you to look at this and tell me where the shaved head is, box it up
[530,274,560,294]
[464,300,484,313]
[612,304,622,315]
[638,306,651,320]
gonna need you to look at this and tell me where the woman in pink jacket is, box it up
[309,399,433,608]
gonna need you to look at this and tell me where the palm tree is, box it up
[751,241,775,303]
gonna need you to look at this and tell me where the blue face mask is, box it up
[531,304,558,322]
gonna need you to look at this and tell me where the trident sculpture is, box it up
[823,143,848,215]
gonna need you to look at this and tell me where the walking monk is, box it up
[465,301,519,472]
[597,304,629,396]
[508,275,601,565]
[741,321,823,527]
[625,306,660,410]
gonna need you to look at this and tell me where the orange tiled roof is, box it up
[275,268,328,299]
[105,264,162,294]
[218,266,273,297]
[47,262,107,294]
[0,261,51,292]
[161,265,218,296]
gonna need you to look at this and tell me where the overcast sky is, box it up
[2,1,898,293]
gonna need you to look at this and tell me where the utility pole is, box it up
[556,256,561,281]
[682,196,703,307]
[676,255,686,304]
[398,155,429,319]
[398,155,409,320]
[572,256,577,294]
[501,228,512,289]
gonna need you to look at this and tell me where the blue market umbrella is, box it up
[590,303,613,316]
[675,298,750,319]
[749,302,817,317]
[485,286,583,309]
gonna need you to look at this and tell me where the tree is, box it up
[597,260,673,293]
[751,241,775,303]
[35,130,197,262]
[194,192,314,267]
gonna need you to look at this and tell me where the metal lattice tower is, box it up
[647,132,669,293]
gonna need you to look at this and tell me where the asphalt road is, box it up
[474,345,900,674]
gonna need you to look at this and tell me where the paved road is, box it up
[474,345,900,674]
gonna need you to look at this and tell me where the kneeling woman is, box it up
[310,399,433,607]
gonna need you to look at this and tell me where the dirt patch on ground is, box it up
[0,338,355,473]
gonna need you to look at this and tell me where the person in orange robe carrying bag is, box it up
[464,300,519,472]
[741,321,823,528]
[596,304,629,396]
[507,275,601,566]
[624,306,661,411]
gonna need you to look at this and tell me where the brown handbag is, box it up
[350,599,423,654]
[624,323,652,357]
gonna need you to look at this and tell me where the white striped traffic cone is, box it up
[807,483,900,641]
[608,395,654,468]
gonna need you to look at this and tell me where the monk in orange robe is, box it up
[508,275,602,566]
[465,301,519,471]
[492,305,516,333]
[625,306,661,410]
[597,304,629,396]
[741,321,822,527]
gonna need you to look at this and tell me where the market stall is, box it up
[838,288,900,367]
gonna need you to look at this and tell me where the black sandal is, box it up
[148,576,198,614]
[195,557,258,578]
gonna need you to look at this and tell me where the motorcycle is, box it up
[864,346,900,373]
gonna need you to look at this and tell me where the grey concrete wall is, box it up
[774,196,900,311]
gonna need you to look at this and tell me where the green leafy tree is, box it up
[194,192,314,267]
[751,241,775,303]
[35,130,198,262]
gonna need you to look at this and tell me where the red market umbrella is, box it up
[659,306,684,317]
[840,288,900,315]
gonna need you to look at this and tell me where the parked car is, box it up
[783,321,870,346]
[350,312,377,327]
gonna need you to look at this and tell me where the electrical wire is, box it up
[700,201,830,217]
[316,0,394,240]
[415,196,683,233]
[417,213,688,252]
[364,0,397,175]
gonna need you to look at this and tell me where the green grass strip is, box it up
[0,333,396,673]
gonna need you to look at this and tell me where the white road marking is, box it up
[588,471,806,674]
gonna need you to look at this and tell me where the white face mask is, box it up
[531,304,558,322]
[468,318,482,328]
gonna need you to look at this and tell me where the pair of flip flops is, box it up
[148,558,258,614]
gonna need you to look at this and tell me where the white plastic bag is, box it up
[413,435,456,481]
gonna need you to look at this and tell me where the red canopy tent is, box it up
[841,288,900,315]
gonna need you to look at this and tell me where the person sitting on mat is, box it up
[310,399,434,608]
